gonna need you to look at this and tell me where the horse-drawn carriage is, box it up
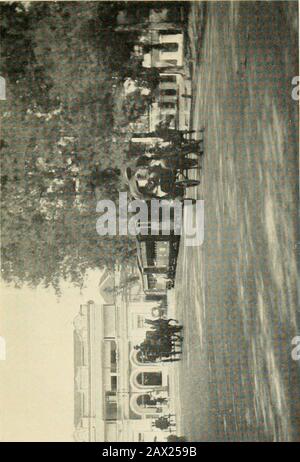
[124,146,201,203]
[124,130,203,292]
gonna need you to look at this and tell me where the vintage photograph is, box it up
[0,0,299,443]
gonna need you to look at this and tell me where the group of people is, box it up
[134,318,183,363]
[124,128,204,201]
[152,414,177,431]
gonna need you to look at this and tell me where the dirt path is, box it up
[175,1,299,441]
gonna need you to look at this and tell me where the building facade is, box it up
[73,294,177,442]
[119,6,191,138]
[142,28,188,132]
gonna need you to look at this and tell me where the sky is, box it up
[0,269,104,442]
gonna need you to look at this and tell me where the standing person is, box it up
[131,127,203,143]
[154,126,197,144]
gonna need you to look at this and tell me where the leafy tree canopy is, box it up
[1,1,169,292]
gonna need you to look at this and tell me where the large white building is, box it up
[73,289,178,442]
[118,6,191,136]
[141,28,190,133]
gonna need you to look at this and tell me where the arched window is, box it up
[136,394,153,407]
[136,350,149,364]
[136,372,162,387]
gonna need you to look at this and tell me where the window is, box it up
[105,402,118,421]
[137,372,162,386]
[160,75,177,83]
[139,242,170,273]
[160,102,176,110]
[111,376,117,391]
[105,392,118,421]
[106,391,117,402]
[155,241,169,267]
[159,30,181,35]
[160,113,175,126]
[161,43,178,53]
[137,394,153,407]
[140,241,156,267]
[136,350,150,364]
[110,341,117,372]
[110,342,116,363]
[160,88,177,97]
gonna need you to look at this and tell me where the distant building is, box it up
[116,5,184,32]
[139,28,187,133]
[73,296,177,442]
[119,5,190,138]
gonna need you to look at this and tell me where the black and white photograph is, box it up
[0,0,299,443]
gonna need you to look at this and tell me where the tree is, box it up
[0,2,138,293]
[1,1,187,292]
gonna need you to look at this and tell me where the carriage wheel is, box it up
[166,280,174,290]
[181,158,199,169]
[176,179,200,188]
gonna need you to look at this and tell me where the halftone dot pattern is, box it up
[1,0,299,443]
[173,1,299,442]
[0,2,141,292]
